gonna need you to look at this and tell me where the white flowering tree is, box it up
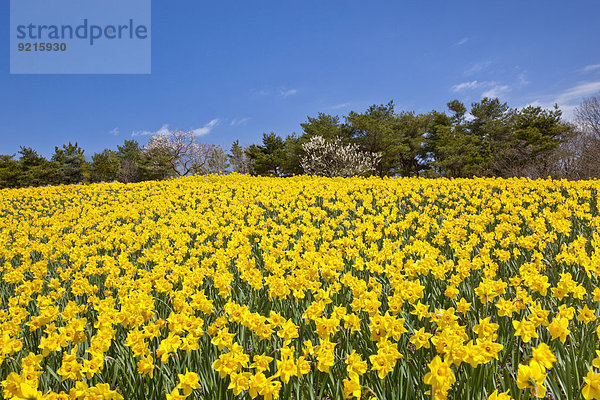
[300,135,380,177]
[144,130,213,176]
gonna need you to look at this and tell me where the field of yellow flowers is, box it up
[1,175,600,400]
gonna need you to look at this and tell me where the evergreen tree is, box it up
[245,133,289,176]
[345,101,429,176]
[116,140,145,183]
[0,154,20,188]
[90,149,120,182]
[18,147,62,186]
[52,142,88,184]
[427,101,484,177]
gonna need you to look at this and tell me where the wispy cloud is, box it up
[464,60,491,75]
[518,72,530,86]
[583,64,600,73]
[132,119,220,137]
[230,118,250,127]
[328,102,351,110]
[451,80,511,99]
[528,81,600,120]
[482,84,511,98]
[132,124,170,137]
[192,119,220,136]
[280,88,298,97]
[251,86,298,98]
[455,37,469,46]
[109,127,119,136]
[555,81,600,104]
[452,80,485,92]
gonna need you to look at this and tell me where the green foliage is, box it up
[140,145,176,181]
[0,154,20,188]
[246,133,294,176]
[51,142,88,184]
[469,97,513,174]
[117,140,144,162]
[345,102,429,177]
[427,102,487,177]
[426,99,575,178]
[116,140,146,183]
[281,134,305,176]
[0,97,583,188]
[17,147,63,187]
[300,113,350,140]
[90,149,120,182]
[496,105,573,176]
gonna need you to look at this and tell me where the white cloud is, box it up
[584,64,600,73]
[527,81,600,120]
[192,119,220,136]
[230,118,250,127]
[109,127,119,136]
[452,80,485,92]
[555,81,600,104]
[132,119,220,137]
[482,84,511,98]
[328,102,351,110]
[455,37,469,46]
[280,88,297,97]
[518,72,530,86]
[132,124,170,137]
[451,79,512,99]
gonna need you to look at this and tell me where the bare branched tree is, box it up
[229,140,252,174]
[198,145,230,175]
[116,159,141,183]
[561,96,600,179]
[577,96,600,140]
[300,135,380,177]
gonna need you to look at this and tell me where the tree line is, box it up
[1,95,599,189]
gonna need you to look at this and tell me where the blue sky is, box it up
[2,1,600,157]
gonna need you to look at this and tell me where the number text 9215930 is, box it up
[17,42,67,51]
